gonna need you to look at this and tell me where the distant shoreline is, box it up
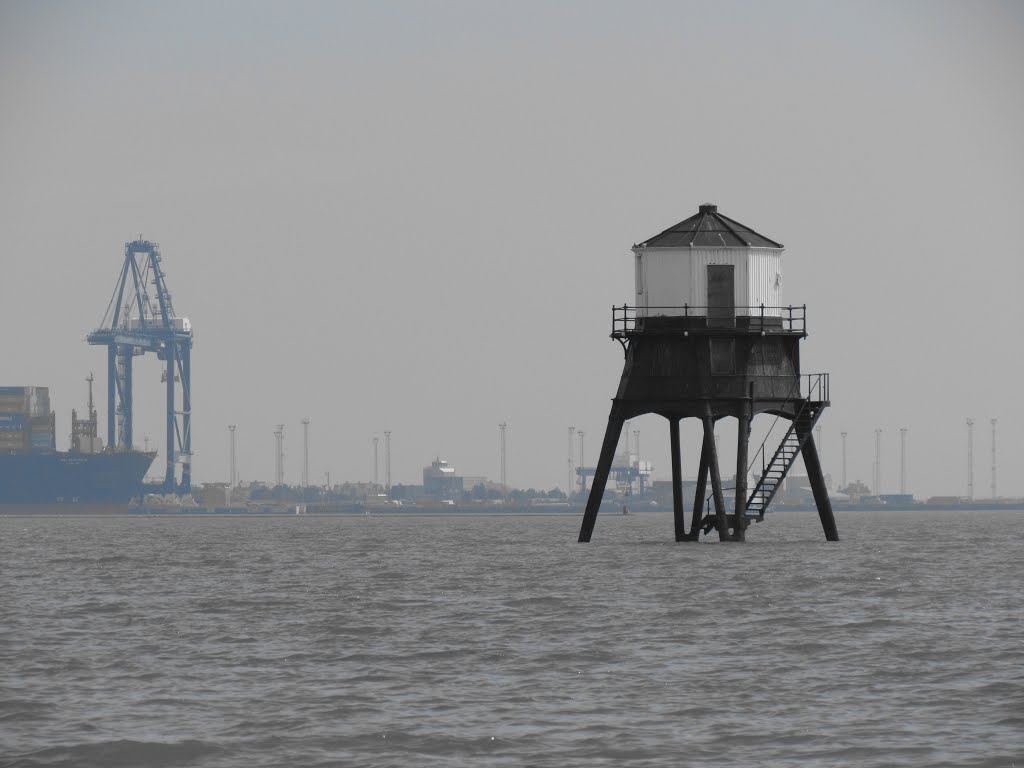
[4,500,1023,517]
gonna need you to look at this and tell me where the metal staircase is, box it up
[744,400,825,521]
[698,374,829,532]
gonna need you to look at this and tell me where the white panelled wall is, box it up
[634,246,783,318]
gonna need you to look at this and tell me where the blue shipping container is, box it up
[0,413,26,431]
[31,433,53,451]
[0,387,28,396]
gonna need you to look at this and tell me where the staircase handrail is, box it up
[747,373,828,476]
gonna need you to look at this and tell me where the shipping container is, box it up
[0,414,26,431]
[0,396,27,412]
[0,386,50,418]
[30,415,55,434]
[30,433,54,452]
[28,389,50,418]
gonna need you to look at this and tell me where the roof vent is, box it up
[699,203,718,214]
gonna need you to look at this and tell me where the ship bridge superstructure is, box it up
[87,239,192,493]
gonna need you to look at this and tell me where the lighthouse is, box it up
[578,204,838,542]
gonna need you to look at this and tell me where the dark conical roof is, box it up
[638,203,782,248]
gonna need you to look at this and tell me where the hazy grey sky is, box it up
[2,1,1022,497]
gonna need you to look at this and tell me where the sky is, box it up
[1,0,1022,498]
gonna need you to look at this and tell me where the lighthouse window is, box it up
[710,339,735,374]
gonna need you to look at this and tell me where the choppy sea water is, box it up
[1,510,1021,768]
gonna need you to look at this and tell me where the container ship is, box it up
[0,383,155,513]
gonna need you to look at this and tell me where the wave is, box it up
[6,739,222,768]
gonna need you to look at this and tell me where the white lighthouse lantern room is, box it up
[633,203,784,320]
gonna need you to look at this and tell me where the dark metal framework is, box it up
[578,305,837,543]
[87,239,192,493]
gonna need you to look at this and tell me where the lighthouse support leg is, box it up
[798,428,839,542]
[703,406,729,542]
[669,417,687,542]
[578,401,626,542]
[733,409,751,541]
[688,436,710,540]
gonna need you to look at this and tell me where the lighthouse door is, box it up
[707,265,735,328]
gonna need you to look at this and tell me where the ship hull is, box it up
[0,450,155,509]
[0,503,132,515]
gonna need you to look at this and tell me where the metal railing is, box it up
[803,372,829,404]
[612,304,807,336]
[746,372,829,492]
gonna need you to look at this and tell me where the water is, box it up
[2,511,1021,767]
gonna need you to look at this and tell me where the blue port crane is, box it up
[87,239,193,494]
